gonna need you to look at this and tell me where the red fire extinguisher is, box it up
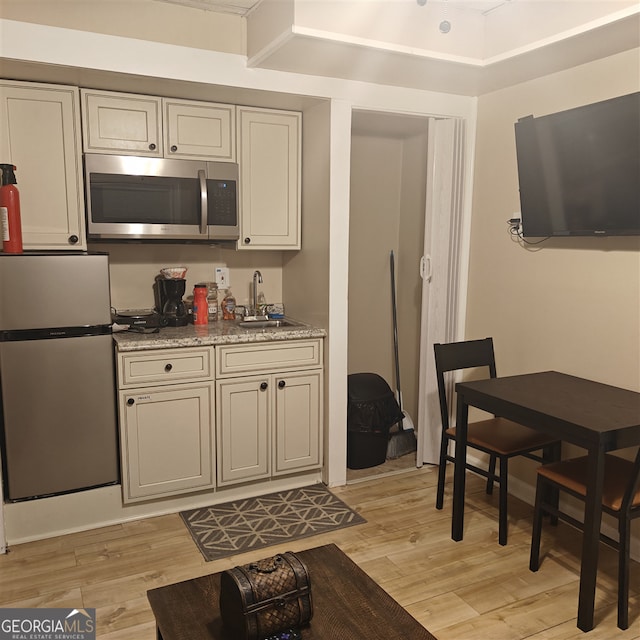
[0,164,23,253]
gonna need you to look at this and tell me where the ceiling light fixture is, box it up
[416,0,427,6]
[439,0,451,34]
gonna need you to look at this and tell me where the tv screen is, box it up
[514,92,640,237]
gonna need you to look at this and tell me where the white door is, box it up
[417,118,467,466]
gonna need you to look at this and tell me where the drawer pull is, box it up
[260,382,268,391]
[164,363,173,372]
[278,380,286,389]
[127,398,135,406]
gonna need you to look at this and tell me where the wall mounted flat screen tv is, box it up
[514,92,640,237]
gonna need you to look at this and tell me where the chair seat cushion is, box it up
[446,417,558,456]
[537,455,640,511]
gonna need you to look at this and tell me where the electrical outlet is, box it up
[215,267,230,289]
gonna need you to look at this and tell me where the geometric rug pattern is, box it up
[180,484,366,562]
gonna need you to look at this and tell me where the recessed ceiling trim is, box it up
[484,3,640,65]
[288,25,486,67]
[155,0,260,14]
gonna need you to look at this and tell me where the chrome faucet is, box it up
[251,270,263,317]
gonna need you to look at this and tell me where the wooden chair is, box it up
[434,338,561,545]
[530,448,640,630]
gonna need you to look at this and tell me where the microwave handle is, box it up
[198,169,208,234]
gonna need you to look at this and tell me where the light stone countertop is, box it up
[113,319,326,352]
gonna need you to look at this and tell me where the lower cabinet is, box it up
[216,376,270,486]
[216,340,323,487]
[117,340,323,502]
[119,383,215,502]
[117,346,216,503]
[274,371,322,476]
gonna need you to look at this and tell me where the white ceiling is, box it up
[156,0,513,15]
[154,0,640,95]
[155,0,260,14]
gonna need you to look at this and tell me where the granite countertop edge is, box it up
[113,321,327,352]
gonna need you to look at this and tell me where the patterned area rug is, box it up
[180,484,366,561]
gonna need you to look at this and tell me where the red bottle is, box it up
[193,284,208,325]
[0,164,23,253]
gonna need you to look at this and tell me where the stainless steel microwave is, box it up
[85,153,239,242]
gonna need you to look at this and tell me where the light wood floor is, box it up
[1,468,638,639]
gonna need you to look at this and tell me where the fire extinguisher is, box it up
[0,163,23,253]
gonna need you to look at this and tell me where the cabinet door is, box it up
[216,376,270,486]
[237,107,301,250]
[273,371,322,475]
[81,89,162,156]
[0,81,85,249]
[164,99,235,161]
[120,384,214,502]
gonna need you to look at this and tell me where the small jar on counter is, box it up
[222,289,236,320]
[206,282,218,323]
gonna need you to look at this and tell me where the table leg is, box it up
[452,394,468,541]
[577,447,605,632]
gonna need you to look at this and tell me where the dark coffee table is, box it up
[147,543,437,639]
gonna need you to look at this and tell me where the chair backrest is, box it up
[433,338,497,431]
[622,447,640,517]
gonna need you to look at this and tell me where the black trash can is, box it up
[347,373,404,469]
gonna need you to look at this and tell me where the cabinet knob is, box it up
[171,145,178,152]
[149,143,156,151]
[244,237,251,244]
[68,235,79,244]
[260,381,268,391]
[164,363,173,372]
[278,380,286,389]
[127,398,135,406]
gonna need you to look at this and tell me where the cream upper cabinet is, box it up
[237,107,301,250]
[81,89,235,161]
[0,81,86,250]
[164,98,235,161]
[81,89,163,156]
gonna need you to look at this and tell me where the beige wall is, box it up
[349,133,403,380]
[97,242,284,313]
[347,126,427,425]
[465,49,640,557]
[468,48,639,391]
[0,0,245,54]
[467,48,640,546]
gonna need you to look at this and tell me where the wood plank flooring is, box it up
[1,467,638,639]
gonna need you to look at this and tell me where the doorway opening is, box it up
[347,110,430,482]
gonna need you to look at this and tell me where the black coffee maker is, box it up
[157,278,188,327]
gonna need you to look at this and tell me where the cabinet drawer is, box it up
[216,340,322,377]
[119,347,214,387]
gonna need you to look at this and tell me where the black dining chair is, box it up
[530,448,640,630]
[434,338,562,545]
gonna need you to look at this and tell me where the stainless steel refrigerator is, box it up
[0,252,119,501]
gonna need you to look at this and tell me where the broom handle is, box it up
[390,250,403,416]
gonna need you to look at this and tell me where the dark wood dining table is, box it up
[452,371,640,632]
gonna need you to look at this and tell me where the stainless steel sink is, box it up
[237,317,303,329]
